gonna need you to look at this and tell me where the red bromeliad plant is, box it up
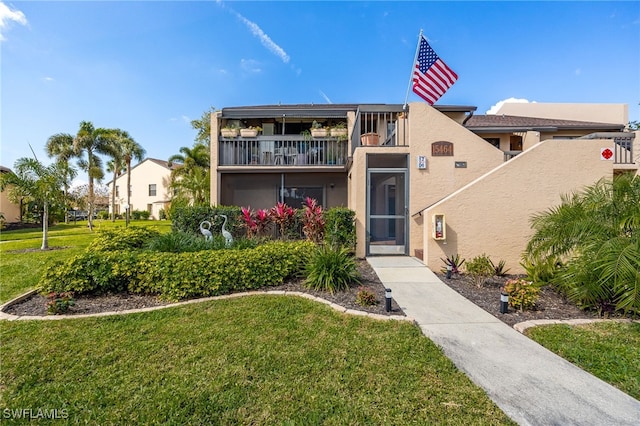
[255,208,270,237]
[240,206,258,238]
[302,197,325,243]
[241,206,272,238]
[270,202,295,239]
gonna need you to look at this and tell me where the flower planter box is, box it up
[311,129,328,138]
[361,133,379,146]
[330,128,347,137]
[240,129,259,138]
[221,129,238,138]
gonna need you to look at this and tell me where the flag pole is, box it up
[403,29,424,111]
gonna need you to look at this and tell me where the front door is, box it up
[367,169,408,255]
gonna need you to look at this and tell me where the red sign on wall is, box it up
[600,147,613,160]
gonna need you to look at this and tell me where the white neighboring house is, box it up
[108,158,174,220]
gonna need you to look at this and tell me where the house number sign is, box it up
[432,141,454,156]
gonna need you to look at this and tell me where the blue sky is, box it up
[1,1,639,181]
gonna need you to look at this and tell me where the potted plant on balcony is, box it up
[330,122,347,138]
[360,132,379,146]
[221,123,239,138]
[240,126,262,138]
[310,120,328,138]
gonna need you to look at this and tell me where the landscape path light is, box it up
[385,288,392,312]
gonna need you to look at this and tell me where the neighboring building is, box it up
[108,158,173,220]
[0,166,22,223]
[210,102,637,273]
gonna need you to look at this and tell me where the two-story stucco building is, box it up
[209,102,637,273]
[108,158,173,220]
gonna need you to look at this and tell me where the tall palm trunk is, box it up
[41,200,49,250]
[111,169,118,222]
[88,177,94,231]
[126,162,131,226]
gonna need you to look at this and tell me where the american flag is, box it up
[412,35,458,105]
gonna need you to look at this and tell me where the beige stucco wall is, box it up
[423,138,615,274]
[350,103,505,258]
[111,159,171,219]
[0,183,21,223]
[495,103,628,125]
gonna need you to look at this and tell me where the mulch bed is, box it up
[3,260,404,318]
[436,272,601,327]
[5,261,615,328]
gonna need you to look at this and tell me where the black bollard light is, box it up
[446,264,452,279]
[500,291,509,314]
[385,288,392,312]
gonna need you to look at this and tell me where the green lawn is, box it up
[0,220,171,303]
[1,297,513,424]
[526,321,640,400]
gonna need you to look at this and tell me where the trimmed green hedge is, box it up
[39,241,315,302]
[170,205,242,237]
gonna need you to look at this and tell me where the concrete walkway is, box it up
[367,256,640,426]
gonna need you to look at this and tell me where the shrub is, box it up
[441,254,465,275]
[130,209,150,220]
[39,241,315,302]
[304,244,361,294]
[46,292,75,315]
[521,254,562,285]
[504,278,540,312]
[41,249,143,295]
[87,226,161,252]
[158,209,167,220]
[171,205,242,237]
[465,254,494,288]
[324,207,356,250]
[97,211,110,220]
[356,286,377,306]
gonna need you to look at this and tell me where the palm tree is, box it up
[168,143,210,206]
[102,129,145,223]
[0,158,71,249]
[526,173,640,314]
[118,131,145,226]
[45,133,76,223]
[106,159,125,221]
[71,121,111,231]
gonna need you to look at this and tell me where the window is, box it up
[278,186,323,209]
[484,138,500,148]
[149,184,157,196]
[129,185,132,196]
[115,186,119,197]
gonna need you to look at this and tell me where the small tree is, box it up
[0,158,69,249]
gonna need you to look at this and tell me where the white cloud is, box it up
[319,90,332,104]
[240,58,261,73]
[234,12,290,64]
[0,1,27,41]
[575,68,582,76]
[486,98,533,115]
[42,76,54,82]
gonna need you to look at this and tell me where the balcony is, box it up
[218,136,349,167]
[351,106,408,153]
